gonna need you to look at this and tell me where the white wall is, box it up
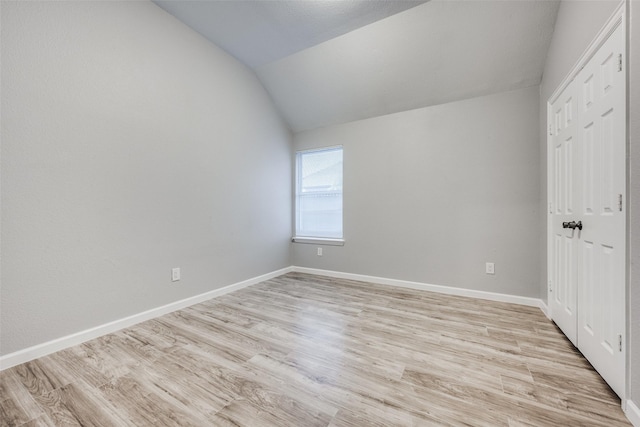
[0,1,292,356]
[292,86,540,298]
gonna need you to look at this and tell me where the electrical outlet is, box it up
[486,262,495,275]
[172,267,181,282]
[317,247,323,256]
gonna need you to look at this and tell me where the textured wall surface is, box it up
[0,1,292,355]
[292,87,541,298]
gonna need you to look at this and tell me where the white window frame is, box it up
[293,146,344,245]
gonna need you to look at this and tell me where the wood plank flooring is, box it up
[0,272,630,426]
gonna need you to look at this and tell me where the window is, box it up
[295,146,343,241]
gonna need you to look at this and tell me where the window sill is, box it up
[291,237,345,246]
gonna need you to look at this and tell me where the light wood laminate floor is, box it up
[0,273,630,426]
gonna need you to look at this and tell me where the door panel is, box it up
[581,240,594,336]
[583,123,595,214]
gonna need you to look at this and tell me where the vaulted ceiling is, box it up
[154,0,560,132]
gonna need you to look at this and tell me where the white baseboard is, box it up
[538,299,551,319]
[291,266,543,308]
[0,266,293,371]
[0,265,548,370]
[625,399,640,427]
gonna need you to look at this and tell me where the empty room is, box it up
[1,0,639,425]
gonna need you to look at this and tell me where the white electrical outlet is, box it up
[172,267,181,282]
[317,247,323,256]
[486,262,495,275]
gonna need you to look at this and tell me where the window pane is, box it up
[296,147,343,238]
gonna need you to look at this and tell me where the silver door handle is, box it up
[562,221,583,230]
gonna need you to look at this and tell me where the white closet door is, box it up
[575,23,626,398]
[549,21,626,398]
[549,79,579,346]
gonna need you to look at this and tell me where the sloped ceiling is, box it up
[153,0,428,68]
[155,0,560,133]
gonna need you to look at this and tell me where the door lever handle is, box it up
[562,220,583,230]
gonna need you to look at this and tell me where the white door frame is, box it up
[546,0,627,401]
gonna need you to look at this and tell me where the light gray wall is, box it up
[292,86,541,298]
[629,0,640,411]
[538,0,620,302]
[0,1,292,356]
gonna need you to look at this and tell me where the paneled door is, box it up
[549,78,578,346]
[574,23,625,398]
[548,22,626,398]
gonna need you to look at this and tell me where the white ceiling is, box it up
[155,0,560,132]
[153,0,428,68]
